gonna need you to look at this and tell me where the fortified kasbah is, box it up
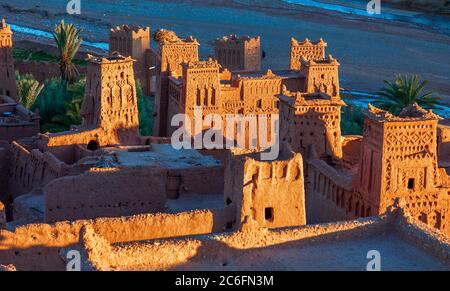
[0,0,450,274]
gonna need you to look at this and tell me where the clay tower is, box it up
[355,104,442,216]
[109,25,151,95]
[301,54,340,99]
[0,19,17,100]
[289,37,327,70]
[153,30,199,137]
[80,54,140,146]
[214,34,261,72]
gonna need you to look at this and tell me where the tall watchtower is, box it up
[153,30,199,137]
[289,37,326,70]
[181,58,221,115]
[214,35,261,72]
[355,104,442,214]
[109,25,151,95]
[0,19,17,100]
[80,54,139,145]
[301,54,340,99]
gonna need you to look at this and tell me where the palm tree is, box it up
[16,72,44,109]
[373,74,440,115]
[51,20,83,86]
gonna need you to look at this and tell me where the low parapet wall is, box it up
[80,215,387,271]
[8,141,69,199]
[79,209,450,271]
[0,207,233,270]
[44,167,167,222]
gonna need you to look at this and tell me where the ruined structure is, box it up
[0,19,17,100]
[225,145,305,229]
[0,95,40,142]
[109,25,152,95]
[214,34,261,72]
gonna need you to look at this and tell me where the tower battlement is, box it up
[214,34,261,72]
[290,37,327,70]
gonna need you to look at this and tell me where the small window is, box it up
[407,178,415,190]
[256,99,262,109]
[265,207,274,221]
[226,198,232,205]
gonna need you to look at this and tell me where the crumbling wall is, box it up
[0,208,233,270]
[44,167,167,222]
[0,145,9,204]
[225,145,306,229]
[7,141,68,199]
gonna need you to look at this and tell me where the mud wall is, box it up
[0,207,233,270]
[8,141,69,199]
[44,167,167,222]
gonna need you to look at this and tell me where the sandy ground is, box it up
[1,0,450,102]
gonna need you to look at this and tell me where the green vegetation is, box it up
[16,72,44,109]
[12,48,86,66]
[26,74,154,135]
[136,80,154,136]
[32,77,85,133]
[341,100,365,135]
[373,74,440,115]
[52,20,83,86]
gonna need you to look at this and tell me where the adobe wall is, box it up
[44,167,167,222]
[7,141,69,199]
[306,158,361,224]
[225,145,306,229]
[0,207,233,270]
[438,123,450,165]
[80,215,388,271]
[168,166,224,198]
[13,60,87,82]
[0,123,40,143]
[0,145,9,204]
[342,135,362,170]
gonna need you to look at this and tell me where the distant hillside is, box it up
[385,0,450,14]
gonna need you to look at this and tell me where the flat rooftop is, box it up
[102,144,221,169]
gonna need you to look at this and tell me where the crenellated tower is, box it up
[153,30,199,137]
[109,25,151,95]
[289,37,327,70]
[80,54,139,145]
[214,34,261,72]
[0,19,17,100]
[301,54,340,99]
